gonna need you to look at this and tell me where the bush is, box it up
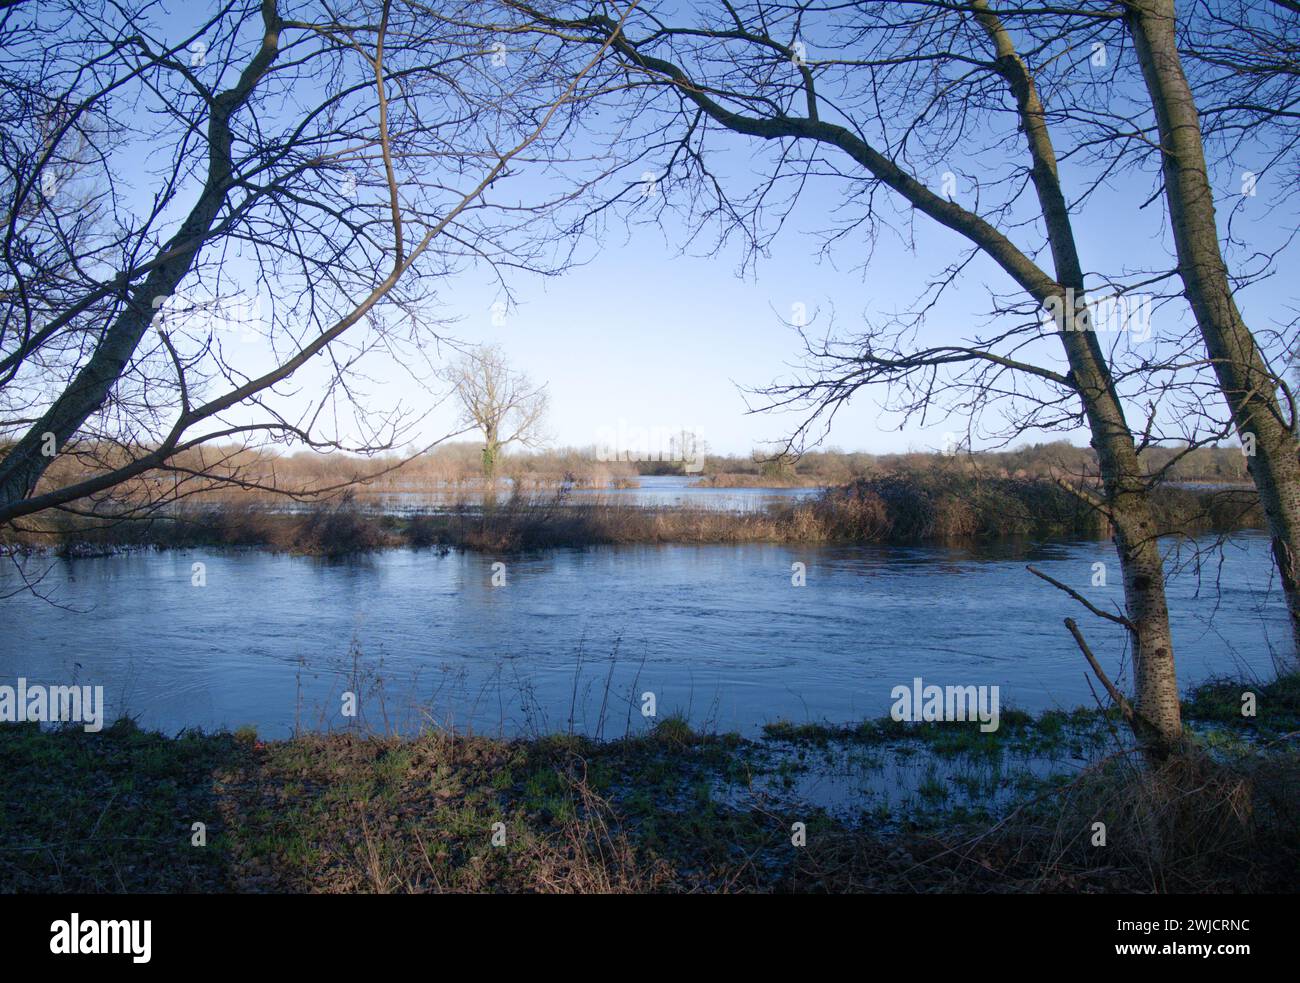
[287,495,389,555]
[810,470,1103,541]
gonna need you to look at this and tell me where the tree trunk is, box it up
[975,1,1182,751]
[481,422,500,514]
[1127,0,1300,661]
[1067,328,1184,751]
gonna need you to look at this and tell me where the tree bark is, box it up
[1127,0,1300,660]
[977,1,1183,750]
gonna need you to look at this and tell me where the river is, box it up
[1,530,1287,739]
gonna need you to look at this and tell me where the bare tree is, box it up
[439,343,549,482]
[509,0,1208,752]
[0,0,624,528]
[1123,0,1300,657]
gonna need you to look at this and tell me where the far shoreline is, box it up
[1,472,1265,557]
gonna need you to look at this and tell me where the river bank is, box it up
[2,675,1295,894]
[1,473,1263,556]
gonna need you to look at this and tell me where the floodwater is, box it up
[365,474,823,513]
[1,531,1288,740]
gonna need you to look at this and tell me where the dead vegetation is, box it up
[0,470,1263,556]
[786,748,1296,893]
[3,680,1294,894]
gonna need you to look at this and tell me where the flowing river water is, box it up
[1,528,1287,740]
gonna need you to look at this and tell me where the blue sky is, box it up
[413,155,1294,458]
[45,2,1297,460]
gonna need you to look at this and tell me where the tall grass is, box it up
[807,469,1261,542]
[2,469,1264,556]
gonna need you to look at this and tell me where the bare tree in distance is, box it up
[439,343,549,483]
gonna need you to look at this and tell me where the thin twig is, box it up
[1027,564,1135,630]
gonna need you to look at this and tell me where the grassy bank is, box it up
[2,677,1296,893]
[1,471,1264,556]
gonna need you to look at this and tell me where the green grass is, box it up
[1183,674,1300,736]
[2,676,1295,893]
[0,718,241,892]
[760,704,1112,759]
